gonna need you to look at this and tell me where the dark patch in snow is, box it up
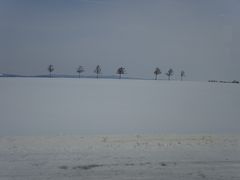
[59,165,69,170]
[124,163,135,166]
[139,162,151,166]
[160,162,167,166]
[72,164,103,170]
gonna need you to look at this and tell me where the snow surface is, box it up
[0,78,239,135]
[0,134,239,180]
[0,78,240,179]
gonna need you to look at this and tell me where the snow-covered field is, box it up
[0,134,239,180]
[1,78,239,135]
[0,78,240,179]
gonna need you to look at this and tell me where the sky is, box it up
[0,0,240,81]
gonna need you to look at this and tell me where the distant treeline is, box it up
[208,80,239,84]
[47,64,186,81]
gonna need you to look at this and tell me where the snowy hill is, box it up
[0,78,239,136]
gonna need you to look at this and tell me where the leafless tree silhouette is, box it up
[166,68,174,80]
[94,65,101,79]
[154,67,161,80]
[116,67,126,79]
[180,70,185,81]
[48,65,54,78]
[77,66,84,78]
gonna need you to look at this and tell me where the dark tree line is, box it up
[153,68,185,81]
[47,65,185,80]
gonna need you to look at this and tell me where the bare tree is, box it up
[48,65,54,78]
[94,65,101,79]
[154,67,161,80]
[116,67,126,79]
[180,70,185,81]
[166,68,174,80]
[77,66,84,78]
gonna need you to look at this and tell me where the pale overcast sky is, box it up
[0,0,240,81]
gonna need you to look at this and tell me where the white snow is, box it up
[0,78,239,135]
[0,78,239,179]
[0,134,239,180]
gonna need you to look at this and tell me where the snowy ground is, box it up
[0,78,240,179]
[0,134,239,180]
[0,78,239,135]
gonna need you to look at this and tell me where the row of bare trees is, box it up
[48,65,185,80]
[154,67,185,81]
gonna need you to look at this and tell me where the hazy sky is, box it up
[0,0,240,81]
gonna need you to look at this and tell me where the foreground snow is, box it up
[0,134,239,180]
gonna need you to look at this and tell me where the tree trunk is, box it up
[155,74,157,80]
